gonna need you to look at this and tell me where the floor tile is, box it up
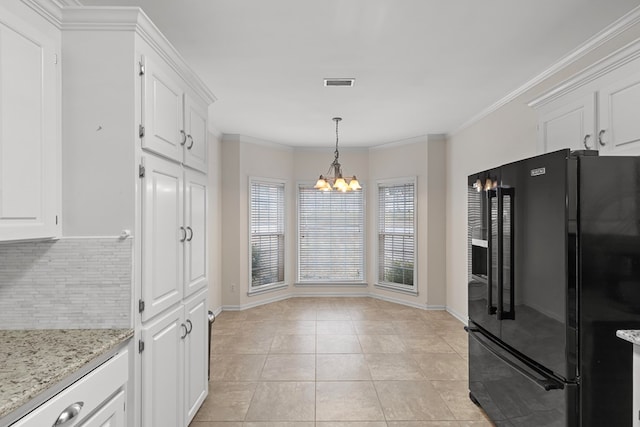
[316,381,385,421]
[352,320,397,335]
[400,334,456,353]
[244,422,314,427]
[276,320,316,335]
[317,334,362,353]
[316,422,388,427]
[431,380,491,421]
[317,309,352,320]
[260,354,315,381]
[391,320,434,336]
[245,382,315,421]
[189,422,243,427]
[209,354,266,381]
[365,353,424,380]
[412,353,468,380]
[348,309,387,321]
[386,422,459,426]
[316,354,371,380]
[212,334,274,354]
[269,334,316,353]
[375,380,456,421]
[193,382,257,421]
[317,320,356,334]
[358,334,406,353]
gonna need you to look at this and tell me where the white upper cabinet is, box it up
[0,7,59,241]
[142,56,185,163]
[598,70,640,155]
[537,94,596,153]
[184,94,208,173]
[531,40,640,156]
[142,56,209,173]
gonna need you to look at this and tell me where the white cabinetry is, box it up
[142,57,208,173]
[0,3,60,242]
[531,42,640,156]
[141,290,207,427]
[13,350,128,427]
[61,8,214,427]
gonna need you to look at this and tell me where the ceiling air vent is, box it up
[324,78,355,87]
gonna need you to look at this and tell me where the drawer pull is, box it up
[53,402,83,426]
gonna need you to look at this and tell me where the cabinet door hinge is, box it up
[54,54,58,64]
[138,339,145,353]
[55,215,58,225]
[139,124,145,138]
[139,61,145,76]
[138,299,145,312]
[139,164,145,178]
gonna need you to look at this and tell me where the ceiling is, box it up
[78,0,640,147]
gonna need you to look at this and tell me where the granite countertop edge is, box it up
[617,329,640,345]
[0,328,134,423]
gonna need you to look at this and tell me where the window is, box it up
[250,179,285,291]
[377,178,416,293]
[297,184,365,283]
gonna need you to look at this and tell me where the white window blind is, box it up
[378,180,416,291]
[250,179,285,288]
[297,184,364,283]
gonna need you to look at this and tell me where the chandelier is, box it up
[314,117,361,192]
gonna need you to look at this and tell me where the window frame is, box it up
[248,177,287,295]
[375,177,418,295]
[295,181,366,285]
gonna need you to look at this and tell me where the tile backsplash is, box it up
[0,237,132,329]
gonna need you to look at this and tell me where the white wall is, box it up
[207,131,223,313]
[218,134,446,310]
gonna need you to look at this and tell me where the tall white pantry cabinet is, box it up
[61,7,214,427]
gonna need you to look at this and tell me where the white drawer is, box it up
[12,350,128,427]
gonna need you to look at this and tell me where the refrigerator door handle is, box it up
[486,189,497,315]
[498,188,515,320]
[470,328,564,392]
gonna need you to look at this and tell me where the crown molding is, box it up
[452,4,640,136]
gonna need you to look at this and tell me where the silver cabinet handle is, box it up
[180,130,187,146]
[187,135,194,150]
[180,226,187,242]
[583,134,591,149]
[186,226,193,241]
[186,319,193,334]
[598,129,607,146]
[53,402,84,426]
[180,323,188,339]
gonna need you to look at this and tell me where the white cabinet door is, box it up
[141,305,184,427]
[77,390,126,427]
[184,94,208,173]
[0,16,59,241]
[598,71,640,155]
[183,290,208,425]
[184,169,208,297]
[141,155,184,321]
[142,56,185,163]
[537,94,596,153]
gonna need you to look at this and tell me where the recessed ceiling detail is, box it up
[324,78,355,87]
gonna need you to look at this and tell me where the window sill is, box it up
[247,282,288,296]
[374,282,418,296]
[294,282,369,287]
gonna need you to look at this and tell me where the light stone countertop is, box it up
[617,330,640,346]
[0,328,133,424]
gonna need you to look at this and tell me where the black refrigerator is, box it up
[467,149,640,426]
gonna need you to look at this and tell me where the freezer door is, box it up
[499,150,574,380]
[468,328,576,427]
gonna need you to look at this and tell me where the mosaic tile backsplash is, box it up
[0,237,132,329]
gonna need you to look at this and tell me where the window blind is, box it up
[250,180,285,287]
[378,181,415,288]
[298,184,364,282]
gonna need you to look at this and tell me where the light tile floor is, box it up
[191,297,493,427]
